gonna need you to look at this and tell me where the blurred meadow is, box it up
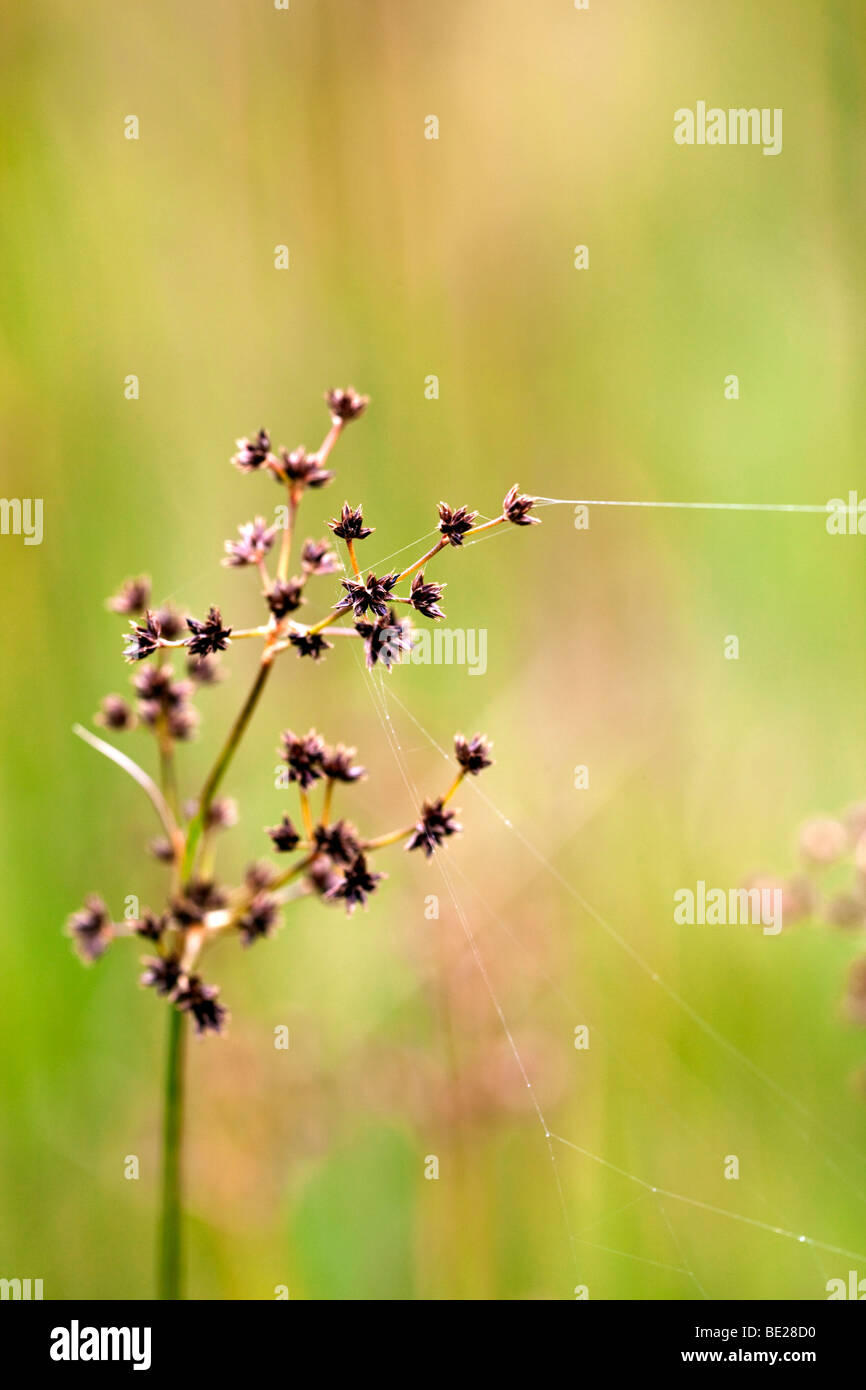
[1,0,866,1299]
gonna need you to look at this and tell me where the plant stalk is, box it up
[158,1006,186,1300]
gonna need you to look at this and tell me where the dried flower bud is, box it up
[406,798,462,857]
[223,517,277,568]
[186,653,223,685]
[325,387,369,424]
[280,728,326,788]
[301,538,341,575]
[438,502,478,547]
[152,604,186,640]
[324,853,384,914]
[134,910,167,942]
[123,611,162,662]
[409,571,446,620]
[244,861,279,891]
[166,703,199,742]
[173,974,229,1035]
[232,429,275,473]
[148,836,175,863]
[185,606,232,657]
[454,732,493,776]
[67,894,113,962]
[108,576,151,615]
[267,577,306,618]
[502,484,539,527]
[328,503,373,542]
[96,694,136,731]
[277,446,334,490]
[267,814,301,853]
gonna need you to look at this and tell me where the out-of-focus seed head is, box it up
[313,820,362,865]
[223,517,277,568]
[328,503,373,542]
[134,910,167,942]
[322,743,366,783]
[148,836,175,863]
[355,609,414,671]
[140,954,182,996]
[152,604,187,641]
[67,894,113,962]
[267,814,301,853]
[267,578,305,618]
[96,694,136,731]
[239,893,279,948]
[798,816,848,866]
[280,728,326,788]
[108,576,151,615]
[502,484,539,527]
[231,429,274,473]
[301,538,341,575]
[437,502,478,547]
[454,732,493,776]
[406,798,462,857]
[277,446,334,490]
[325,387,369,424]
[173,974,229,1036]
[185,606,232,657]
[186,652,224,685]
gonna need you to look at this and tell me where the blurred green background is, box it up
[2,0,866,1300]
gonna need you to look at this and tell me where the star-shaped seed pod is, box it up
[324,387,369,424]
[134,910,168,943]
[185,606,232,657]
[328,503,374,542]
[231,429,275,473]
[339,572,398,619]
[406,798,463,857]
[437,502,478,547]
[280,729,326,788]
[454,732,493,775]
[324,853,384,914]
[123,611,163,662]
[502,484,539,526]
[223,517,277,568]
[409,571,446,620]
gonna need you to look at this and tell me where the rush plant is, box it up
[66,388,538,1299]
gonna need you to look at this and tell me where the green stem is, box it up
[158,1007,186,1300]
[182,657,274,879]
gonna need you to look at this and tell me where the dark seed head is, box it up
[140,954,182,996]
[313,819,362,865]
[96,694,136,731]
[324,387,369,424]
[67,894,113,962]
[355,609,414,671]
[173,974,229,1036]
[301,538,341,575]
[277,446,334,490]
[328,503,373,542]
[238,893,280,947]
[123,611,162,662]
[406,798,462,857]
[409,571,446,620]
[280,728,326,788]
[324,852,384,915]
[223,517,277,568]
[454,732,493,776]
[267,813,301,853]
[231,429,274,473]
[502,484,539,527]
[321,743,366,783]
[185,606,232,657]
[289,632,332,661]
[267,577,305,618]
[438,502,478,547]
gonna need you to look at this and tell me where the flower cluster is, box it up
[68,389,537,1037]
